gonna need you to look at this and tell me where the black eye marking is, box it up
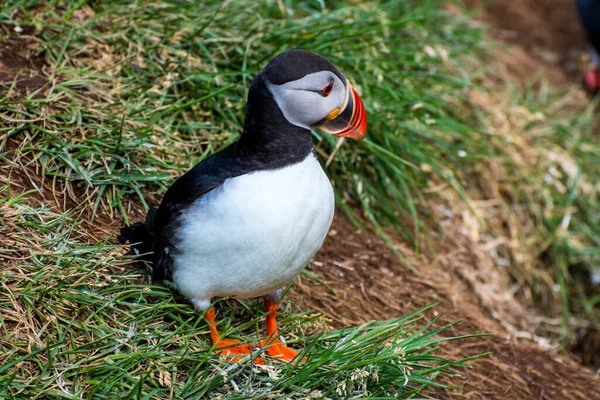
[320,81,333,97]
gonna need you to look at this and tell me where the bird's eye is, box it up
[320,81,333,97]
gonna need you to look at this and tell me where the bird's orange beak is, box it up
[317,83,367,140]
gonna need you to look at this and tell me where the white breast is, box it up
[171,153,334,309]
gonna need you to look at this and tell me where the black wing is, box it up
[149,158,227,282]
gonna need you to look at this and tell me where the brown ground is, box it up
[0,24,46,96]
[293,216,600,399]
[2,1,599,399]
[462,0,587,85]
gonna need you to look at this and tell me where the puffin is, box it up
[577,0,600,94]
[118,50,367,363]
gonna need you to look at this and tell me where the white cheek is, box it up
[277,90,343,127]
[266,72,346,129]
[277,90,324,128]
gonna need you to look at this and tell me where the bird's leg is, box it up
[260,294,306,362]
[199,294,305,364]
[204,307,264,364]
[265,300,279,338]
[263,290,282,341]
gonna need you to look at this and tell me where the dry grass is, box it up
[465,55,599,350]
[1,0,599,398]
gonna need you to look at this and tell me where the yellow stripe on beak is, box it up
[325,107,341,121]
[324,83,351,121]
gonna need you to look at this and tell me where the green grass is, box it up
[0,0,493,396]
[0,0,599,396]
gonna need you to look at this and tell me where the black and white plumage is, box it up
[118,51,366,361]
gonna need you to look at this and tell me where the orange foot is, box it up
[204,301,307,365]
[216,339,264,364]
[260,338,307,362]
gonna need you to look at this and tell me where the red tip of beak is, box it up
[334,87,367,139]
[318,85,367,140]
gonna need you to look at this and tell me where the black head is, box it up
[263,50,346,86]
[247,50,367,140]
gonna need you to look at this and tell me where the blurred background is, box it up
[1,1,599,398]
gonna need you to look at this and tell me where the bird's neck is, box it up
[234,74,314,164]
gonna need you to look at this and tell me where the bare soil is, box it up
[463,0,587,85]
[0,24,46,97]
[2,1,599,399]
[293,216,600,399]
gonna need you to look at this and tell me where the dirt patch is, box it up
[0,24,46,97]
[0,138,134,248]
[288,215,599,399]
[463,0,587,85]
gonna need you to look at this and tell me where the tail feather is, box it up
[118,207,157,263]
